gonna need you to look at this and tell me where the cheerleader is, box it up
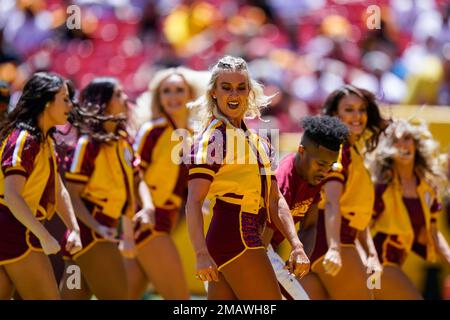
[371,119,450,299]
[59,77,136,299]
[126,67,200,299]
[301,85,387,299]
[263,115,348,300]
[0,72,81,299]
[186,56,305,299]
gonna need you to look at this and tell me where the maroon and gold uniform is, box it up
[0,128,58,265]
[310,143,374,271]
[188,118,274,271]
[372,176,442,266]
[132,116,189,248]
[268,153,322,248]
[61,132,136,260]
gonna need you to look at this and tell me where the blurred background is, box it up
[0,0,449,299]
[1,0,450,131]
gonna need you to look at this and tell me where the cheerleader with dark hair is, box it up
[301,85,388,299]
[0,72,82,300]
[59,77,136,300]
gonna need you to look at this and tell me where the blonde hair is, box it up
[132,67,208,129]
[188,55,275,132]
[371,119,447,190]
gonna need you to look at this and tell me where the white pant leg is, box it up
[267,245,310,300]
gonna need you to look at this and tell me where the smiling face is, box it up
[45,83,72,126]
[211,71,249,126]
[159,74,191,118]
[335,94,368,139]
[393,133,415,166]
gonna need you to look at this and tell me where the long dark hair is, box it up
[69,77,126,143]
[0,72,67,142]
[322,84,389,152]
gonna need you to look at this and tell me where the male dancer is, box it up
[263,115,348,299]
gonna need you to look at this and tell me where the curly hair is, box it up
[371,119,446,189]
[188,55,275,132]
[322,84,389,152]
[69,77,126,143]
[301,115,349,152]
